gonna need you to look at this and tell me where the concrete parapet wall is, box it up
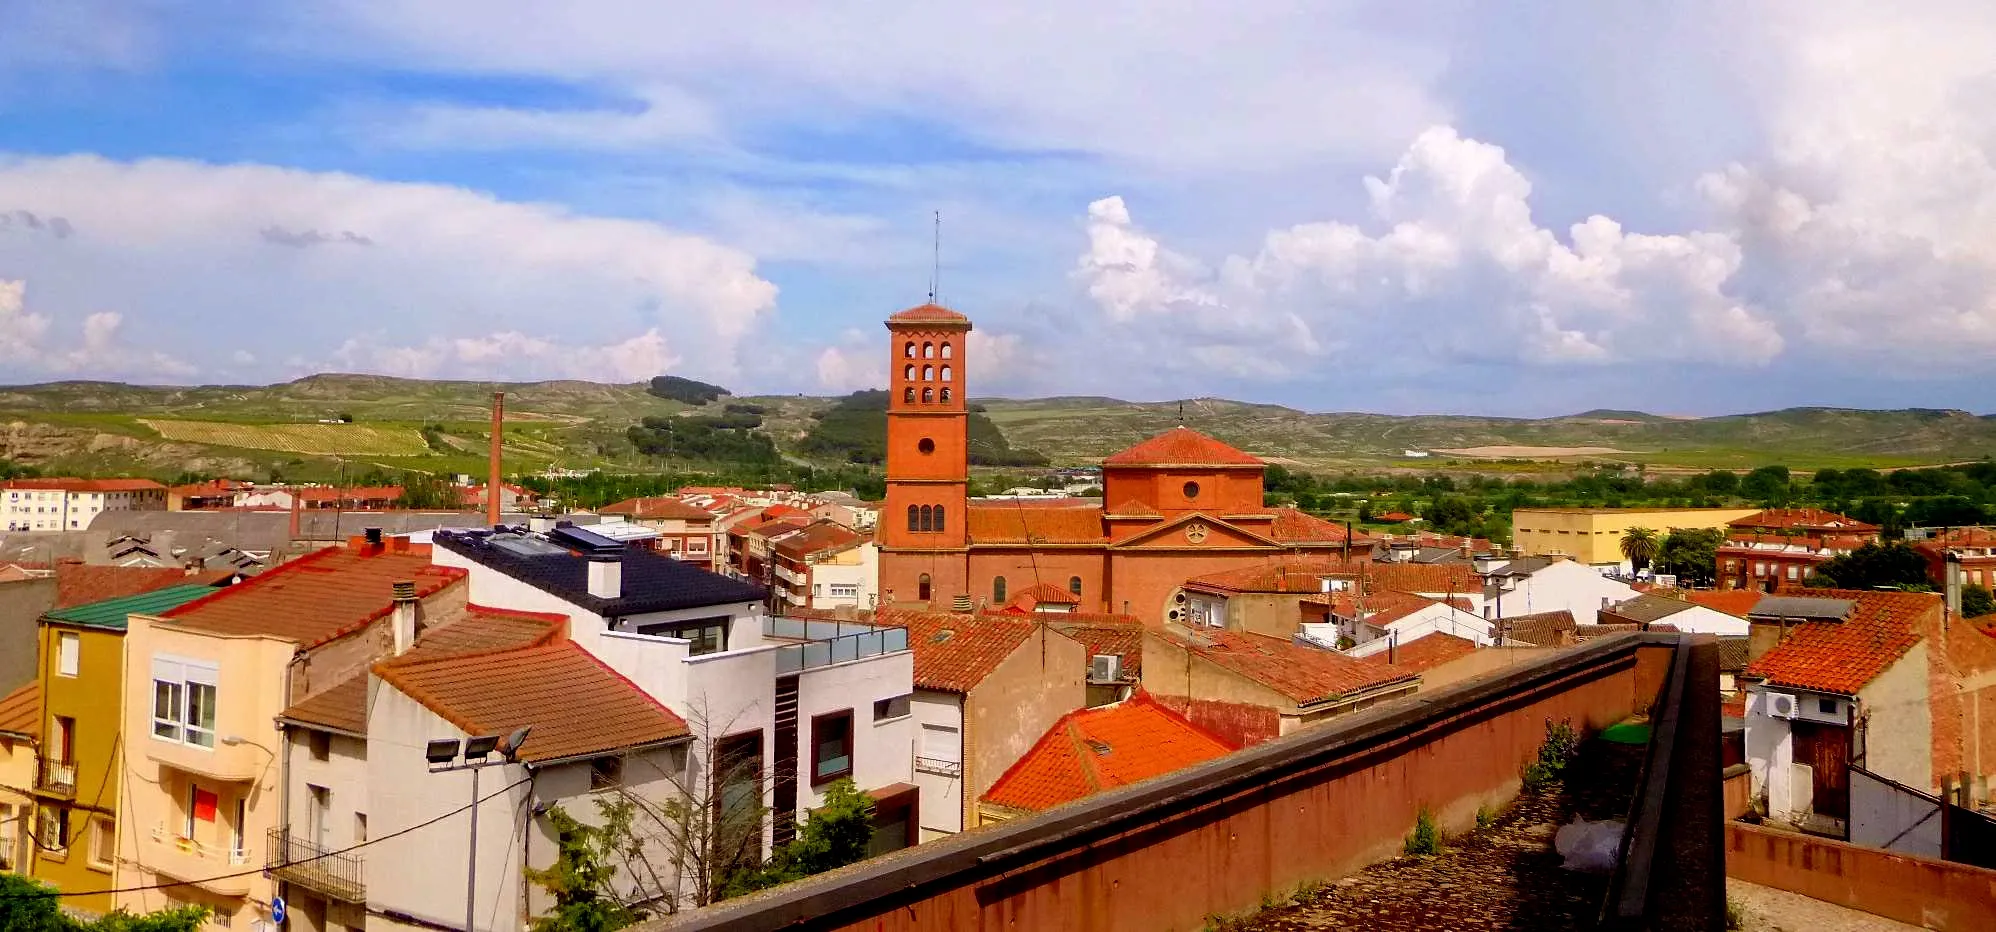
[1725,822,1996,932]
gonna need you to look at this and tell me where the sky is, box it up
[0,1,1993,417]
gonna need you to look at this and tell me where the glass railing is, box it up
[769,623,910,674]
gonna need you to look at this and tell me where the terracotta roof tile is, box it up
[966,502,1107,544]
[1498,610,1577,647]
[1743,589,1939,695]
[55,563,200,609]
[878,610,1035,694]
[598,496,716,521]
[281,603,566,736]
[1009,582,1080,608]
[1102,427,1263,468]
[771,521,865,558]
[1685,590,1765,618]
[1048,619,1145,680]
[1105,499,1162,518]
[164,546,464,647]
[1269,508,1371,545]
[1360,633,1478,673]
[376,642,689,763]
[1,477,165,493]
[980,694,1235,813]
[1730,508,1879,534]
[1186,561,1350,595]
[0,681,38,739]
[1160,628,1417,706]
[887,303,971,325]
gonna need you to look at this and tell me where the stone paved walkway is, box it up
[1727,881,1925,932]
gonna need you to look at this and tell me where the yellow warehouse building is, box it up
[1510,507,1762,567]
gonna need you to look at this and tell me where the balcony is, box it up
[145,735,264,782]
[913,756,962,778]
[764,618,910,674]
[37,758,76,797]
[142,824,252,897]
[267,827,364,903]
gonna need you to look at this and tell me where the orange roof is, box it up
[164,546,464,648]
[980,693,1236,813]
[1916,527,1996,550]
[1,477,164,493]
[879,610,1036,694]
[1685,589,1765,618]
[1730,508,1879,533]
[56,563,225,609]
[376,641,688,764]
[1009,582,1080,608]
[1049,619,1145,679]
[966,502,1107,544]
[887,303,971,325]
[1269,508,1369,545]
[1499,610,1577,647]
[1743,589,1939,695]
[771,521,865,558]
[282,603,566,736]
[0,681,39,739]
[1102,427,1263,468]
[1159,628,1417,706]
[598,496,714,521]
[1375,512,1416,523]
[1360,634,1478,673]
[1187,562,1347,595]
[1358,562,1480,596]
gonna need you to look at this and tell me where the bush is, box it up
[1403,806,1442,856]
[1475,804,1498,831]
[1522,718,1580,792]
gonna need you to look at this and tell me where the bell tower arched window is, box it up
[904,387,915,403]
[904,341,916,358]
[940,365,951,381]
[904,364,915,380]
[940,387,951,403]
[922,365,933,381]
[941,342,953,359]
[923,342,934,358]
[933,506,945,533]
[922,387,934,403]
[907,505,920,531]
[1069,576,1083,596]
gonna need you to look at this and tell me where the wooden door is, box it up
[1792,720,1850,819]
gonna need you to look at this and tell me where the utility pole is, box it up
[426,726,530,932]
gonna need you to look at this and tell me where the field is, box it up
[140,419,431,456]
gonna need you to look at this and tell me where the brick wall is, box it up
[1726,822,1996,931]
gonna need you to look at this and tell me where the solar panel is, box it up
[1748,595,1854,621]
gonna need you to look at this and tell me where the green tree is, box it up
[724,779,875,897]
[1656,528,1724,586]
[0,875,208,932]
[1740,465,1793,505]
[526,800,642,932]
[1619,526,1660,574]
[1963,584,1996,619]
[1810,541,1933,590]
[1424,496,1476,535]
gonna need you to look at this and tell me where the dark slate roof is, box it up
[1603,594,1696,625]
[1716,636,1750,672]
[1747,596,1854,622]
[433,528,766,616]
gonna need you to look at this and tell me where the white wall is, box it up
[1491,561,1637,626]
[1345,604,1492,658]
[1743,687,1795,815]
[285,730,370,854]
[793,651,915,812]
[520,745,692,918]
[1653,605,1749,636]
[910,692,964,839]
[366,680,535,932]
[1857,645,1933,793]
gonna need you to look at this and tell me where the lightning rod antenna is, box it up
[929,210,941,305]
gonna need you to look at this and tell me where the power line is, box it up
[0,774,533,899]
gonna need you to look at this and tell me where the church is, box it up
[876,303,1370,623]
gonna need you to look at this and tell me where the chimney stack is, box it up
[391,579,420,655]
[489,391,506,527]
[364,526,383,552]
[1945,551,1964,619]
[951,593,974,613]
[586,552,623,600]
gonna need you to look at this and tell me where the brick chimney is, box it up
[489,391,505,527]
[391,580,420,655]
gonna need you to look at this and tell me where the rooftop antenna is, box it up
[928,210,941,305]
[1178,400,1184,426]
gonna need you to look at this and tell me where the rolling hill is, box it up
[0,374,1990,480]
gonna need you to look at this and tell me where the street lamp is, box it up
[428,726,531,932]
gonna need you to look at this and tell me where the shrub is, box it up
[1404,806,1442,856]
[1522,717,1580,792]
[1475,804,1498,831]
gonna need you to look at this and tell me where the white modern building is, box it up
[2,478,166,532]
[1478,556,1639,627]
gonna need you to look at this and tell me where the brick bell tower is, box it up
[879,303,972,607]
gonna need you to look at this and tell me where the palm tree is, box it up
[1620,526,1660,575]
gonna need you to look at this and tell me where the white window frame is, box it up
[151,656,219,749]
[56,632,80,678]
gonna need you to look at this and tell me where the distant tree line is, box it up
[645,375,730,406]
[795,391,1049,467]
[626,415,778,464]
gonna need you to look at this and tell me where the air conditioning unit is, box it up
[1765,692,1798,720]
[1089,654,1123,684]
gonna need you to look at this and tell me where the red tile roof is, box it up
[980,693,1236,813]
[1685,590,1765,618]
[1159,628,1418,706]
[1375,512,1416,523]
[164,546,464,647]
[282,603,566,736]
[771,521,865,558]
[1497,610,1577,647]
[1916,527,1996,550]
[1186,561,1348,594]
[1102,427,1263,468]
[1730,509,1879,534]
[1360,634,1478,673]
[1048,619,1146,679]
[878,610,1036,694]
[0,681,39,739]
[887,303,971,325]
[966,502,1107,544]
[1,477,164,492]
[56,563,217,609]
[598,496,715,521]
[1269,508,1370,545]
[1742,589,1940,695]
[377,641,688,763]
[1009,582,1081,608]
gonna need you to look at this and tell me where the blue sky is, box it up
[0,1,1992,417]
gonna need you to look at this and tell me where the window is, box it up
[917,574,932,601]
[355,812,367,843]
[56,632,79,677]
[306,785,329,846]
[590,756,624,790]
[907,504,920,532]
[922,387,933,403]
[186,784,218,838]
[903,387,915,404]
[38,806,68,852]
[634,618,729,655]
[1787,565,1800,580]
[992,576,1007,604]
[308,731,331,762]
[1183,481,1200,499]
[811,710,853,784]
[941,342,952,358]
[230,797,246,859]
[922,342,934,358]
[1069,576,1083,596]
[940,387,951,403]
[919,724,960,765]
[1818,698,1837,715]
[52,716,74,765]
[829,583,859,598]
[904,341,915,358]
[89,817,114,869]
[917,505,933,532]
[940,365,951,381]
[922,364,933,381]
[873,694,911,721]
[903,364,915,380]
[918,437,935,454]
[933,507,945,533]
[151,656,218,748]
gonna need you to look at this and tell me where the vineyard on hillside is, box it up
[140,420,431,456]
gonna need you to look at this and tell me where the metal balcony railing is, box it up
[914,756,962,778]
[266,827,365,903]
[38,758,76,796]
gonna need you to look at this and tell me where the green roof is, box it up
[44,584,220,631]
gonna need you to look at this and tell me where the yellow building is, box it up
[1511,507,1762,566]
[19,584,216,916]
[0,681,38,876]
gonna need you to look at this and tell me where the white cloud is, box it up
[813,345,880,394]
[0,280,193,378]
[1075,127,1782,378]
[374,85,721,151]
[0,154,777,383]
